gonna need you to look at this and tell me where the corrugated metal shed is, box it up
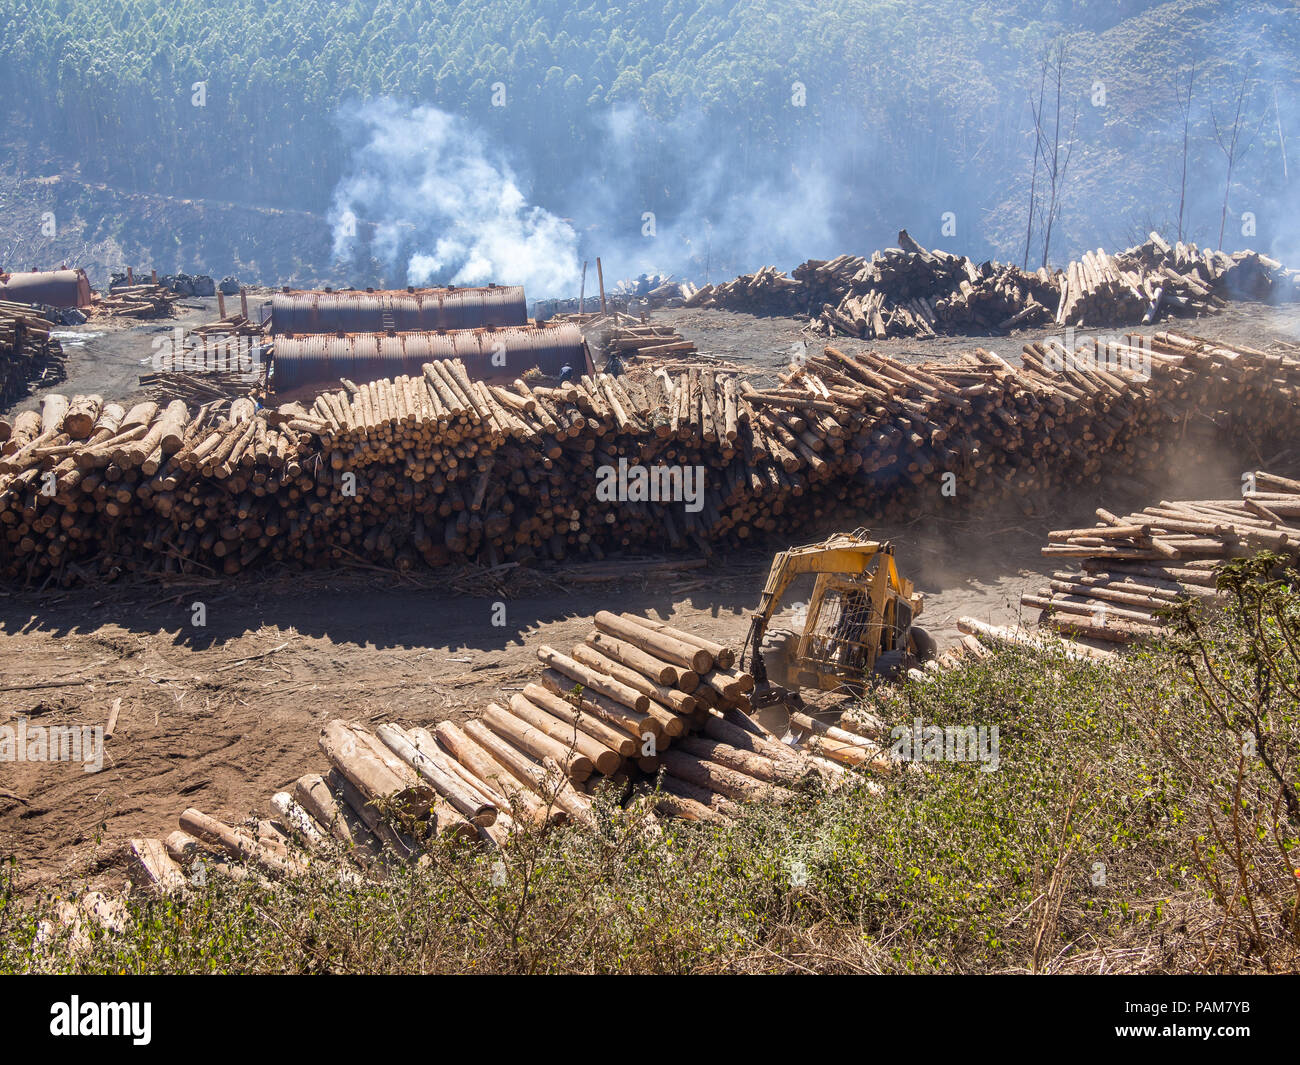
[268,323,585,393]
[0,269,93,308]
[269,285,527,335]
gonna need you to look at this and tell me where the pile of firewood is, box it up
[1,328,1297,586]
[1024,471,1300,644]
[612,274,700,308]
[604,324,697,362]
[685,231,1299,338]
[683,264,805,316]
[192,313,261,339]
[1114,232,1299,306]
[94,282,183,318]
[139,318,262,403]
[0,302,65,405]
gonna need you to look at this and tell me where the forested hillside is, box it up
[0,0,1296,292]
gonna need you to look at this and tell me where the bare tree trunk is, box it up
[1176,64,1195,243]
[1213,74,1263,250]
[1275,82,1289,183]
[1023,58,1049,270]
[1039,42,1077,270]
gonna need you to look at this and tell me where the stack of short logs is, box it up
[685,231,1299,337]
[95,281,182,318]
[2,327,1299,584]
[0,301,65,405]
[1024,471,1300,644]
[604,324,697,362]
[139,615,855,891]
[142,611,1049,892]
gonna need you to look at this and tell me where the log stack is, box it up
[682,264,808,316]
[139,327,262,403]
[155,614,827,884]
[0,302,65,405]
[604,324,697,362]
[134,608,1091,893]
[1,329,1297,586]
[192,312,262,339]
[94,282,182,318]
[1025,471,1300,644]
[610,275,699,309]
[685,231,1299,337]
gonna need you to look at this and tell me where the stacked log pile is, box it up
[685,231,1299,337]
[137,371,262,404]
[604,324,697,362]
[147,335,259,375]
[140,616,833,889]
[1113,232,1299,308]
[94,282,182,318]
[612,275,700,308]
[683,264,807,316]
[1,302,65,405]
[1025,471,1300,644]
[192,312,261,339]
[138,300,262,401]
[1,328,1297,585]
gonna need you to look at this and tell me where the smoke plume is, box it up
[329,100,581,296]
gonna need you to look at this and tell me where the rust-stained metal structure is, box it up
[270,285,527,335]
[0,269,94,308]
[267,323,587,393]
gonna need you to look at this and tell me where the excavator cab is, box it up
[740,529,933,708]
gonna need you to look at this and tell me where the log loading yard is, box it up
[2,233,1300,956]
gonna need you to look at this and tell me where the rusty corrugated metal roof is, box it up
[269,285,527,335]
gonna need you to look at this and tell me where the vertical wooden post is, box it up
[579,260,588,315]
[597,257,606,314]
[240,287,249,320]
[217,291,227,319]
[127,266,134,285]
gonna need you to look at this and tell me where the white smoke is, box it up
[558,102,841,285]
[330,100,581,297]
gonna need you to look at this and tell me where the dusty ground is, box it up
[2,299,1298,889]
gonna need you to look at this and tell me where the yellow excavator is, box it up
[740,529,934,708]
